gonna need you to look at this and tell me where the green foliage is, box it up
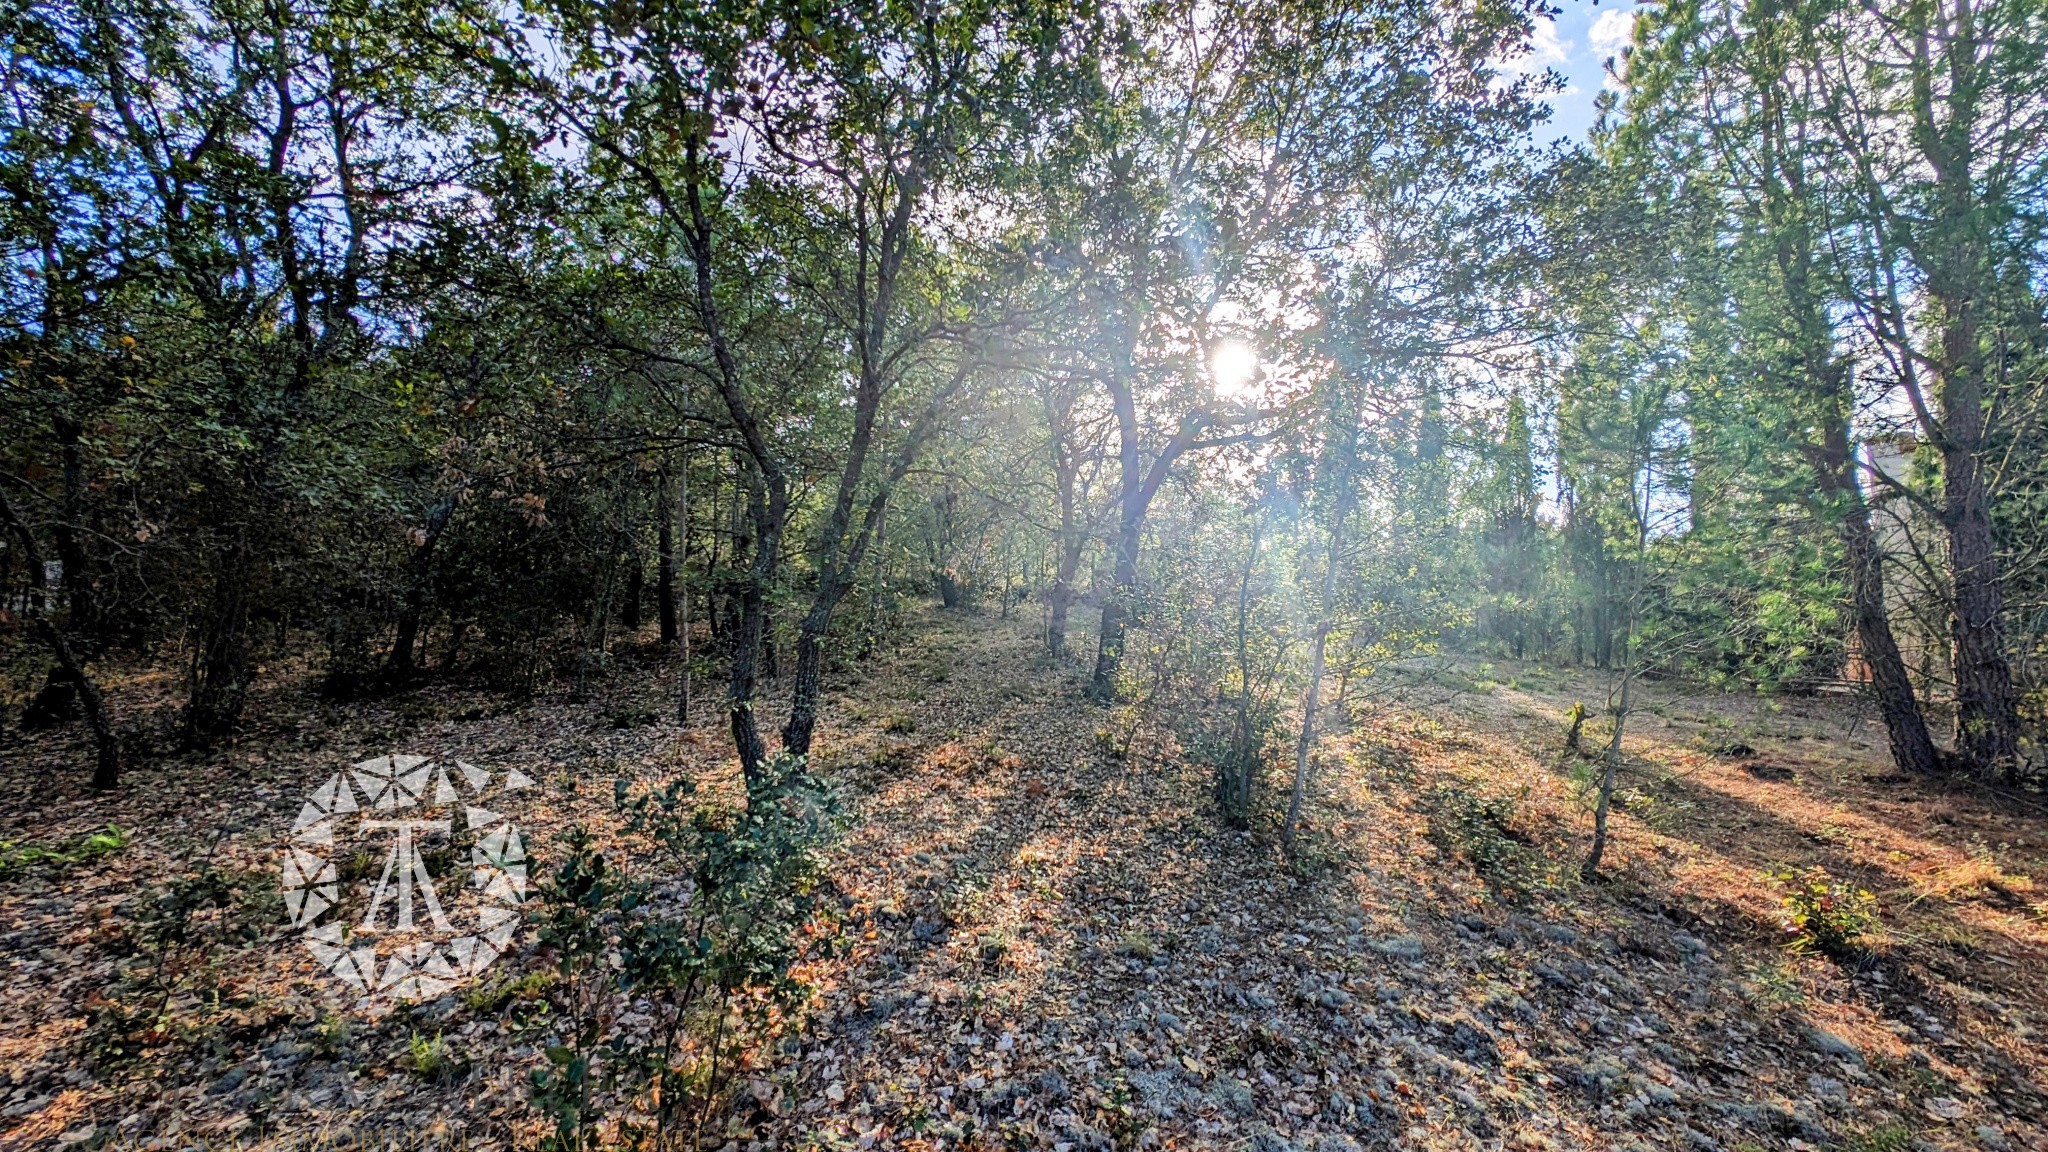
[87,863,274,1067]
[1739,959,1807,1009]
[1427,783,1550,891]
[0,823,128,877]
[527,754,844,1151]
[463,969,559,1016]
[405,1031,464,1083]
[1772,866,1878,957]
[1840,1125,1918,1152]
[310,1010,353,1059]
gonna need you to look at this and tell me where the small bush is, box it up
[405,1031,464,1082]
[1740,959,1806,1008]
[527,753,844,1151]
[311,1010,352,1058]
[87,863,270,1067]
[461,969,556,1015]
[1428,783,1540,888]
[0,823,129,877]
[1842,1125,1916,1152]
[1774,866,1877,956]
[1116,930,1156,960]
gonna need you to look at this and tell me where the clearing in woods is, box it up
[0,607,2043,1150]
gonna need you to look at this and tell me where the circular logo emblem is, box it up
[282,754,531,1007]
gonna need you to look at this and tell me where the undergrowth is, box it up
[0,823,129,877]
[1426,781,1551,892]
[527,752,845,1151]
[1773,865,1878,957]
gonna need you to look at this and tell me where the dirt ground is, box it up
[1,607,2043,1151]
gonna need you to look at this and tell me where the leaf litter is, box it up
[0,608,2043,1150]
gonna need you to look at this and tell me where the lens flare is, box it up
[1211,340,1259,399]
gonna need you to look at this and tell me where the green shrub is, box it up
[311,1010,352,1058]
[405,1031,464,1082]
[1774,866,1877,956]
[0,823,129,877]
[463,969,557,1015]
[88,863,270,1067]
[1428,783,1538,886]
[528,753,844,1151]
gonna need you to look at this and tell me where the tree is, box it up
[1615,0,1942,771]
[1798,0,2045,774]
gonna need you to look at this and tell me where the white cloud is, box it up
[1494,16,1570,76]
[1529,19,1571,68]
[1589,8,1637,58]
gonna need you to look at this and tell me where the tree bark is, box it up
[1087,409,1239,700]
[184,534,253,748]
[727,476,778,776]
[1,489,118,788]
[1283,508,1342,850]
[620,543,644,632]
[386,488,462,687]
[680,127,787,784]
[1748,53,1943,777]
[781,366,966,757]
[776,181,960,757]
[1046,535,1084,659]
[1939,407,2019,772]
[1582,657,1632,880]
[1087,338,1145,701]
[657,467,678,646]
[53,415,97,644]
[1089,509,1141,701]
[1862,3,2023,777]
[1815,423,1939,774]
[1584,454,1652,880]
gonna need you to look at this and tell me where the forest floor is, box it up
[2,605,2045,1152]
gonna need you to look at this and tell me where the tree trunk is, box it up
[1816,420,1939,774]
[1282,622,1330,851]
[783,594,839,756]
[39,618,120,789]
[1845,507,1938,773]
[657,468,678,646]
[620,544,644,632]
[53,415,97,644]
[184,534,253,748]
[1283,516,1341,850]
[21,669,77,731]
[386,489,461,687]
[1,490,118,788]
[674,453,692,725]
[1088,510,1141,701]
[1751,59,1943,776]
[726,478,777,779]
[1933,326,2020,772]
[781,369,964,758]
[1582,658,1632,880]
[1884,11,2022,776]
[706,480,727,649]
[1585,457,1652,880]
[1046,535,1084,659]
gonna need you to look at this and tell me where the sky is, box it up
[1515,1,1649,145]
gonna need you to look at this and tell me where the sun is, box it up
[1210,339,1259,399]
